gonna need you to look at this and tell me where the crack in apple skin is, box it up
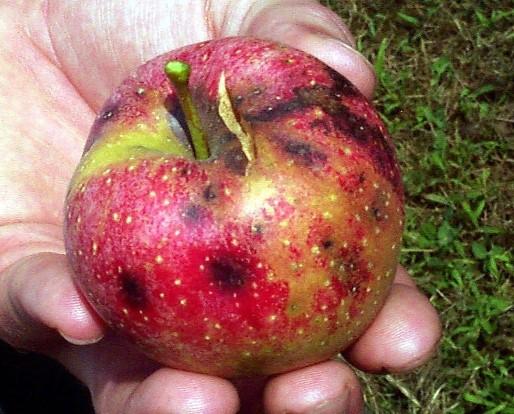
[64,37,404,377]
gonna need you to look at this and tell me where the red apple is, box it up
[64,37,403,377]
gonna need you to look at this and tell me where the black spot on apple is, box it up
[135,86,146,97]
[210,257,247,290]
[333,106,375,143]
[182,204,210,225]
[309,118,333,133]
[101,105,118,121]
[244,99,303,122]
[223,147,248,175]
[183,204,202,221]
[234,95,244,106]
[350,284,360,297]
[325,67,360,98]
[251,223,264,235]
[120,272,147,308]
[283,140,327,167]
[372,206,383,221]
[203,184,217,201]
[322,240,334,249]
[252,87,263,96]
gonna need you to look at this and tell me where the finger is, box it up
[124,368,239,414]
[0,253,104,349]
[393,264,418,287]
[263,360,363,414]
[57,336,240,414]
[26,0,214,110]
[239,0,377,99]
[344,267,442,373]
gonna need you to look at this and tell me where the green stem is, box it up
[165,61,210,160]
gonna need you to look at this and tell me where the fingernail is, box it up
[310,388,352,414]
[291,32,376,99]
[59,331,104,346]
[325,37,375,73]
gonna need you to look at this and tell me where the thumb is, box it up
[0,253,105,351]
[237,0,376,99]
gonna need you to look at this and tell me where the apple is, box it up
[64,37,404,377]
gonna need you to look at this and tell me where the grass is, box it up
[321,1,514,413]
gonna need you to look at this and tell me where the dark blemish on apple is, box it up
[309,118,332,134]
[203,184,217,201]
[183,204,204,222]
[243,79,349,123]
[223,147,248,175]
[175,165,192,177]
[350,284,360,296]
[101,105,117,121]
[120,272,148,308]
[322,240,334,249]
[332,106,402,194]
[372,206,383,221]
[283,140,327,167]
[334,107,375,143]
[325,67,360,98]
[243,99,303,122]
[234,95,244,107]
[216,132,237,145]
[210,257,247,290]
[251,223,263,235]
[297,85,347,115]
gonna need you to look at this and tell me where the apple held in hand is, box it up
[64,37,404,377]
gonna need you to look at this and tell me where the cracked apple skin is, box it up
[64,37,404,378]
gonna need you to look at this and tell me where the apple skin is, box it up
[64,37,404,378]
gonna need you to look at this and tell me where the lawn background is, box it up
[0,1,512,413]
[321,0,513,412]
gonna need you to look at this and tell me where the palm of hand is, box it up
[0,1,439,413]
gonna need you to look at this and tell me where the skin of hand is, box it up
[0,1,442,413]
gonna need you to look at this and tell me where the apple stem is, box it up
[165,61,210,160]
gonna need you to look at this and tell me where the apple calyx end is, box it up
[165,60,210,160]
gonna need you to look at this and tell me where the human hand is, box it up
[0,1,441,412]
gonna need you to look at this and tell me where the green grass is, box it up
[322,1,514,412]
